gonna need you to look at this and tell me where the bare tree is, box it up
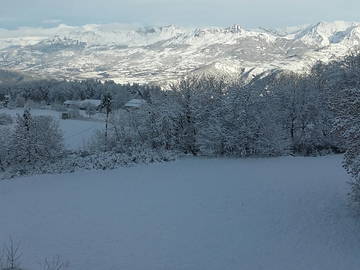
[40,256,69,270]
[1,238,22,270]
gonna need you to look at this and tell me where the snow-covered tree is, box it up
[0,127,12,170]
[333,87,360,202]
[10,109,64,164]
[170,77,201,155]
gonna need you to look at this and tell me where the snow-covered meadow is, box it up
[0,108,104,150]
[1,155,359,270]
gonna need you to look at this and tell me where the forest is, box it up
[1,50,360,202]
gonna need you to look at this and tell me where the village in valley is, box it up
[0,90,147,150]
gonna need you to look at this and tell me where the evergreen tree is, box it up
[101,93,112,151]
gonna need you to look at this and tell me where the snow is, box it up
[59,118,103,149]
[0,23,191,47]
[0,108,104,150]
[2,21,360,85]
[80,99,101,107]
[64,99,101,109]
[124,99,146,108]
[0,155,359,270]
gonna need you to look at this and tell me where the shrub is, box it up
[9,109,64,165]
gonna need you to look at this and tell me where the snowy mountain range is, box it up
[0,21,359,85]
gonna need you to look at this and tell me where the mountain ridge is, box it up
[0,21,359,85]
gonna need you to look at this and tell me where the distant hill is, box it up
[0,69,36,84]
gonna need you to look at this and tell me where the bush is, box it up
[8,109,64,166]
[2,149,177,179]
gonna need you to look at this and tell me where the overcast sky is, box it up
[1,0,359,29]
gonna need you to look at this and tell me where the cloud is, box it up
[1,0,360,29]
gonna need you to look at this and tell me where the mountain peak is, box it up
[226,24,244,33]
[2,21,360,84]
[294,21,360,46]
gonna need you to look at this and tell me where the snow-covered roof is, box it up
[64,100,80,106]
[125,99,146,108]
[80,99,102,107]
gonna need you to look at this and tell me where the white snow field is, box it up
[0,108,104,150]
[1,155,360,270]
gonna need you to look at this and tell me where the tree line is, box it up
[1,50,360,202]
[91,50,360,202]
[0,79,161,109]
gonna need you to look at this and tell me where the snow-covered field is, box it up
[0,108,104,150]
[1,155,359,270]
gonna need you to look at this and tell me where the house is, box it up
[64,100,80,108]
[124,99,146,110]
[64,99,102,110]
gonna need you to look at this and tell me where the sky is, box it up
[1,0,360,29]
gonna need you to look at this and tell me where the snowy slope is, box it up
[0,155,359,270]
[0,21,360,84]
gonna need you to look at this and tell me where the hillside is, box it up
[1,155,359,270]
[0,21,359,84]
[0,69,35,84]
